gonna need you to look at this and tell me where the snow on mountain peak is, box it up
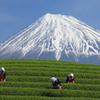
[0,13,100,63]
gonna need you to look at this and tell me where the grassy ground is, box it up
[0,59,100,100]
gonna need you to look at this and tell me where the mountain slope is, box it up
[0,13,100,64]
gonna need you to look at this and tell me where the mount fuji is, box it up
[0,13,100,65]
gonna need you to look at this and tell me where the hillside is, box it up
[0,59,100,100]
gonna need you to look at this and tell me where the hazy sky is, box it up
[0,0,100,42]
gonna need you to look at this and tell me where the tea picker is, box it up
[0,67,6,81]
[50,77,62,90]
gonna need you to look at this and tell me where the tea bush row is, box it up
[7,70,100,80]
[5,66,100,75]
[0,81,100,91]
[0,87,100,98]
[1,95,100,100]
[5,75,100,85]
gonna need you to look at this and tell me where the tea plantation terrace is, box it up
[0,59,100,100]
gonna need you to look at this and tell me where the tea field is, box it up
[0,59,100,100]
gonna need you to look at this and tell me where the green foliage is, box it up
[0,59,100,100]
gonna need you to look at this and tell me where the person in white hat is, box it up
[66,73,75,83]
[0,67,6,81]
[50,77,62,89]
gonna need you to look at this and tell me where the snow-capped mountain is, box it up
[0,13,100,64]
